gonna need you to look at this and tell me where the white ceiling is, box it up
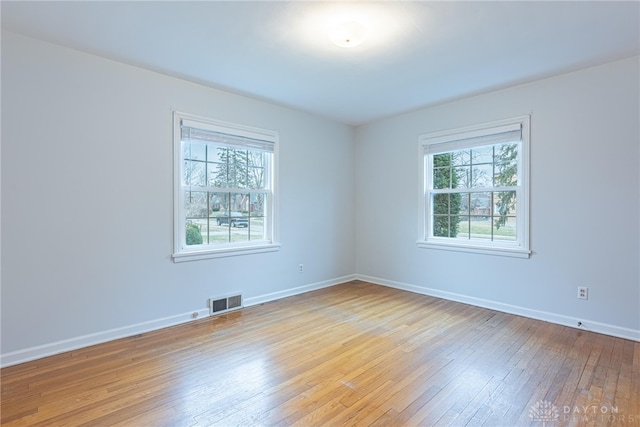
[2,1,639,126]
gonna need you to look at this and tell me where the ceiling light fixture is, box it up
[328,20,368,48]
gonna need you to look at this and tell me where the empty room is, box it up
[1,1,639,426]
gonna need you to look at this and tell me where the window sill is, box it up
[417,240,530,258]
[173,243,280,263]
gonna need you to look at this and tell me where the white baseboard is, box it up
[357,274,640,342]
[244,274,357,307]
[0,308,211,368]
[0,274,357,368]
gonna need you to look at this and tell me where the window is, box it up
[418,116,530,258]
[173,112,279,262]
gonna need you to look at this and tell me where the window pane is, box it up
[250,192,267,218]
[247,166,266,190]
[493,190,516,217]
[450,193,463,216]
[493,216,517,241]
[469,216,493,240]
[185,220,204,246]
[468,191,492,240]
[212,147,241,189]
[494,142,519,187]
[182,142,191,160]
[457,218,470,239]
[206,144,223,162]
[459,192,470,216]
[185,142,206,161]
[209,192,226,215]
[494,160,518,187]
[183,160,206,187]
[432,192,463,238]
[471,164,493,188]
[184,191,207,218]
[494,143,518,163]
[451,149,470,166]
[182,160,190,185]
[433,154,451,188]
[207,162,228,188]
[183,141,207,161]
[471,146,493,164]
[228,149,249,189]
[205,146,226,188]
[493,191,517,240]
[433,167,451,189]
[470,192,492,217]
[230,192,248,213]
[432,193,465,215]
[433,153,451,166]
[247,152,267,189]
[230,226,249,243]
[249,217,265,240]
[433,194,449,214]
[433,215,453,237]
[209,218,231,244]
[193,143,206,161]
[453,166,470,188]
[208,192,228,213]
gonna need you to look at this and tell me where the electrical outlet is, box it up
[577,286,588,300]
[299,264,304,273]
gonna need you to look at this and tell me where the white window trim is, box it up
[417,115,531,258]
[172,111,280,262]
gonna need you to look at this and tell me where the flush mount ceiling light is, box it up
[293,3,414,52]
[328,20,368,48]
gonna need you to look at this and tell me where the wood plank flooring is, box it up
[2,281,638,426]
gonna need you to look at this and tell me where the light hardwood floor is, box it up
[2,281,639,426]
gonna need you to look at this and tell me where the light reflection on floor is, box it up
[175,355,272,424]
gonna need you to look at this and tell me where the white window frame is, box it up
[172,112,280,262]
[417,115,531,258]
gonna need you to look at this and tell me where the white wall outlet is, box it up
[577,286,588,300]
[299,264,304,273]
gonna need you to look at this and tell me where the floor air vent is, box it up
[209,293,243,315]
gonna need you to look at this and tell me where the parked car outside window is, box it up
[216,212,249,228]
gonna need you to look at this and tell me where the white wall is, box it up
[355,56,640,339]
[0,32,356,365]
